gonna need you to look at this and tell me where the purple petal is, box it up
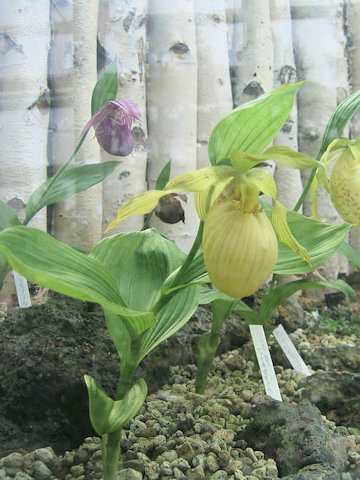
[109,100,142,120]
[95,117,134,156]
[81,104,113,135]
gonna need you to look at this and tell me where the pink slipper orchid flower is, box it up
[83,100,142,156]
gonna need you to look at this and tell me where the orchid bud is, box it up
[155,193,187,224]
[82,100,141,156]
[329,140,360,225]
[203,199,278,298]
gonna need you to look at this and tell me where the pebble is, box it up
[1,337,359,480]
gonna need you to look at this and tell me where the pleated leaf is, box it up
[0,226,155,324]
[163,251,209,293]
[319,88,360,158]
[199,286,260,324]
[261,206,352,274]
[0,200,21,231]
[91,229,186,312]
[25,161,120,224]
[208,82,304,165]
[84,376,147,435]
[103,310,132,364]
[338,241,360,269]
[91,56,118,115]
[260,279,355,322]
[138,284,200,362]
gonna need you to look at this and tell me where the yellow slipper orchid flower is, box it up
[105,145,318,297]
[311,137,360,225]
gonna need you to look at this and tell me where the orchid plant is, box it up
[0,74,359,480]
[103,82,359,394]
[0,58,139,300]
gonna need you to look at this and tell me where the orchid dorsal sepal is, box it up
[230,145,320,172]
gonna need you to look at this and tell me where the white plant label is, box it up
[13,271,32,308]
[249,324,282,401]
[273,324,311,376]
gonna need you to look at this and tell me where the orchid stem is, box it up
[293,168,317,213]
[172,221,204,286]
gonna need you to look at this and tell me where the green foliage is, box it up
[84,376,147,435]
[311,305,360,336]
[208,82,304,165]
[91,56,118,115]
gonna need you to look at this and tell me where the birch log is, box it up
[271,0,303,211]
[195,0,233,170]
[232,0,274,107]
[49,0,102,250]
[146,0,198,252]
[291,0,342,280]
[97,0,148,234]
[345,0,360,270]
[0,0,50,229]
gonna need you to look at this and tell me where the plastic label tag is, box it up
[13,271,32,308]
[249,324,282,401]
[273,324,311,376]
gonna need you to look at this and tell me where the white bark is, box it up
[146,0,199,252]
[291,0,342,280]
[345,0,360,271]
[50,0,102,250]
[271,0,303,211]
[0,0,50,229]
[232,0,274,107]
[195,0,233,169]
[97,0,148,234]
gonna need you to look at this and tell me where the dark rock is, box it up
[242,400,348,477]
[299,371,360,427]
[302,346,360,373]
[280,463,340,479]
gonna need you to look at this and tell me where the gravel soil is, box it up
[0,292,360,480]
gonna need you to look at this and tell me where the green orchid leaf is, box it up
[208,82,304,165]
[262,203,352,274]
[260,279,355,322]
[138,284,200,362]
[84,376,147,435]
[91,229,186,312]
[338,241,360,269]
[0,226,155,324]
[0,200,21,231]
[319,88,360,158]
[155,161,171,190]
[163,250,209,293]
[25,162,120,224]
[199,285,260,324]
[103,310,132,364]
[91,56,118,115]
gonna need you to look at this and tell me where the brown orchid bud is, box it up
[154,193,187,224]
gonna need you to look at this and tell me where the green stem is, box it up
[23,131,88,225]
[293,168,317,213]
[195,299,232,394]
[195,331,221,394]
[101,429,122,480]
[172,221,204,286]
